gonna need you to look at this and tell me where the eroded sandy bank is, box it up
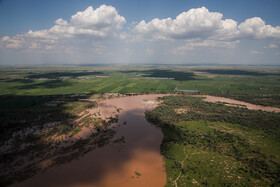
[195,95,280,113]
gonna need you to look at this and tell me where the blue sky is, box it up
[0,0,280,65]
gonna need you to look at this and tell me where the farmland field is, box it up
[1,65,280,96]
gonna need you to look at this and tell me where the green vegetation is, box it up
[135,171,142,178]
[145,95,280,186]
[1,65,279,96]
[214,94,280,108]
[0,94,92,143]
[146,95,280,137]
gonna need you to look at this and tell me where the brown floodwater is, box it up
[11,94,167,187]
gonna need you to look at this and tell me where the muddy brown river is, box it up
[12,94,167,187]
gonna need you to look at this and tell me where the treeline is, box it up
[214,94,280,108]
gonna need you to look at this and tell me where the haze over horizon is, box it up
[0,0,280,65]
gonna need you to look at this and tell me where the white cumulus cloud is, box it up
[238,17,280,39]
[133,7,280,42]
[1,5,280,61]
[133,7,237,41]
[0,5,126,50]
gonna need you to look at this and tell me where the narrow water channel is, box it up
[12,94,167,187]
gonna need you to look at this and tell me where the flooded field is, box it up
[11,94,167,187]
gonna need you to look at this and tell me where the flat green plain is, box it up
[1,65,280,96]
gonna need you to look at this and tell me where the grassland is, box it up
[145,95,280,186]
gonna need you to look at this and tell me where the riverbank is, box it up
[194,95,280,113]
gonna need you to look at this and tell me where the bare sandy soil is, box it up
[195,95,280,113]
[11,94,167,187]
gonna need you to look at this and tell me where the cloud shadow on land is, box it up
[27,71,105,79]
[12,79,74,90]
[0,94,91,146]
[5,79,35,84]
[6,71,105,91]
[5,72,104,90]
[195,69,279,76]
[119,69,196,81]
